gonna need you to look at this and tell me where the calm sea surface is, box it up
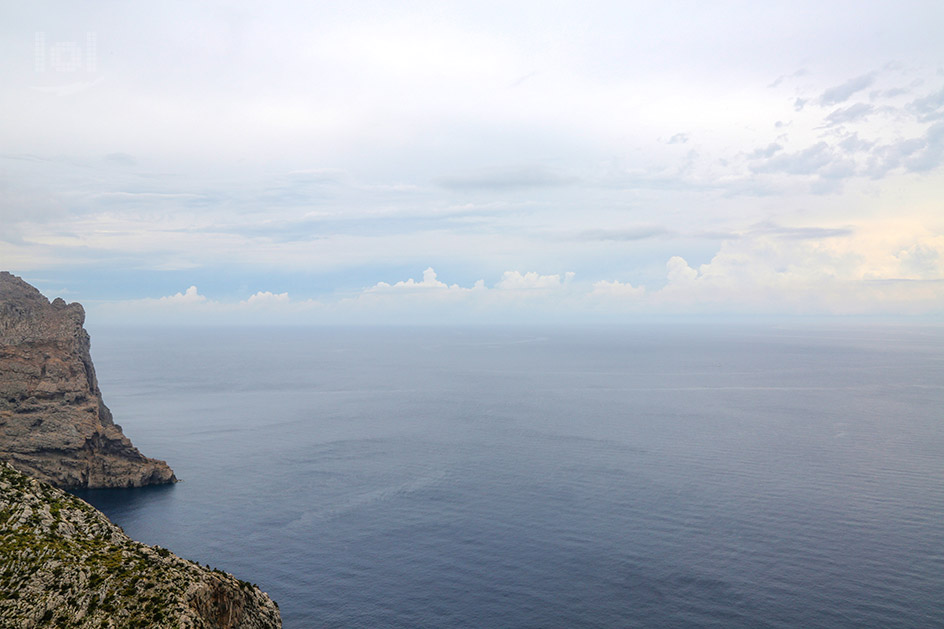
[74,325,944,628]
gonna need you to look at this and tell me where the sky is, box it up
[1,1,943,324]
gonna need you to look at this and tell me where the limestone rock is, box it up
[0,461,282,628]
[0,271,175,488]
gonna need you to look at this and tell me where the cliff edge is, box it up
[0,461,282,628]
[0,271,176,489]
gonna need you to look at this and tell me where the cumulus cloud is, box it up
[93,285,323,324]
[591,279,645,298]
[368,267,483,292]
[665,256,698,283]
[649,226,944,314]
[159,286,206,304]
[896,239,944,279]
[496,270,573,290]
[245,290,290,305]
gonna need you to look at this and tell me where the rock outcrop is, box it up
[0,461,282,628]
[0,271,175,489]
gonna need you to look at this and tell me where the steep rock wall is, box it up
[0,272,175,488]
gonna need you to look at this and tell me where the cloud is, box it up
[649,226,944,314]
[768,68,808,89]
[95,285,323,324]
[575,227,672,241]
[435,167,576,190]
[245,290,290,305]
[819,72,876,106]
[591,279,645,298]
[896,240,944,279]
[668,133,689,144]
[837,133,874,153]
[666,256,698,283]
[823,103,874,127]
[93,191,208,203]
[285,169,349,184]
[751,222,855,240]
[103,153,136,166]
[750,143,782,159]
[159,286,206,304]
[903,122,944,172]
[496,270,573,290]
[368,267,482,293]
[750,142,841,176]
[909,87,944,122]
[865,123,944,176]
[29,78,105,96]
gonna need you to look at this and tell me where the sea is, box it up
[73,324,944,628]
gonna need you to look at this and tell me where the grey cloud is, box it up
[794,97,807,112]
[865,138,926,178]
[750,142,835,175]
[748,141,857,193]
[694,229,741,240]
[818,72,876,106]
[92,190,217,208]
[865,123,944,177]
[837,133,875,153]
[870,87,910,100]
[768,68,808,88]
[575,227,673,242]
[750,143,782,159]
[903,122,944,172]
[751,222,854,239]
[508,71,539,88]
[286,169,349,184]
[909,87,944,122]
[104,153,136,166]
[668,133,689,144]
[823,103,874,127]
[435,167,577,191]
[898,243,942,277]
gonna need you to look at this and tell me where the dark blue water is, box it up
[75,325,944,628]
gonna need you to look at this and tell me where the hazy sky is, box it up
[2,1,943,323]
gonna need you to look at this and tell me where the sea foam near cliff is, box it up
[76,325,944,628]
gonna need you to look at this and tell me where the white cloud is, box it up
[666,257,698,283]
[496,271,573,290]
[245,291,290,305]
[159,286,206,304]
[591,279,645,298]
[369,267,462,292]
[4,4,944,322]
[650,225,944,314]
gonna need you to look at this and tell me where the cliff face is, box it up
[0,462,282,628]
[0,272,175,489]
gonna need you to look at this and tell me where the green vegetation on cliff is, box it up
[0,462,280,628]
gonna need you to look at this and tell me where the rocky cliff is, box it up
[0,461,282,628]
[0,271,175,489]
